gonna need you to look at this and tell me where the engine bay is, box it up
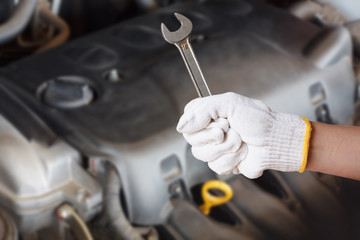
[1,0,360,239]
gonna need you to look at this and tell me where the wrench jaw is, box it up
[160,23,175,44]
[161,13,193,44]
[161,13,211,98]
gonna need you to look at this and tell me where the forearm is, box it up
[306,122,360,180]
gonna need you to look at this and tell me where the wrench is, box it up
[161,13,211,97]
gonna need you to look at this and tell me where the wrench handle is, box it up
[175,38,211,98]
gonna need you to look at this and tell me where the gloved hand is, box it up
[177,92,312,179]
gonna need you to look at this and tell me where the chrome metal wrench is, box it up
[161,13,211,97]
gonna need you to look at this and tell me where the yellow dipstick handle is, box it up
[199,180,233,215]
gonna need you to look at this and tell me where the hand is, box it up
[177,92,311,179]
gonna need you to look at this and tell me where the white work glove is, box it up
[177,92,311,179]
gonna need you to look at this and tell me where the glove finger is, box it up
[183,118,230,145]
[191,128,242,162]
[177,94,235,133]
[207,144,248,175]
[177,110,211,133]
[207,118,229,133]
[183,127,224,146]
[184,97,202,112]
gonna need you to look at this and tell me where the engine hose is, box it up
[35,7,70,53]
[288,1,322,21]
[104,166,143,240]
[0,0,37,45]
[56,204,93,240]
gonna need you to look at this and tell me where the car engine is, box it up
[0,0,360,239]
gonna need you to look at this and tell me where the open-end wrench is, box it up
[161,13,211,97]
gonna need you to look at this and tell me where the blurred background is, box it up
[1,0,360,239]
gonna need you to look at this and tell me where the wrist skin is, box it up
[306,121,360,180]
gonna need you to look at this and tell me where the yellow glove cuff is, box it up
[299,117,312,173]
